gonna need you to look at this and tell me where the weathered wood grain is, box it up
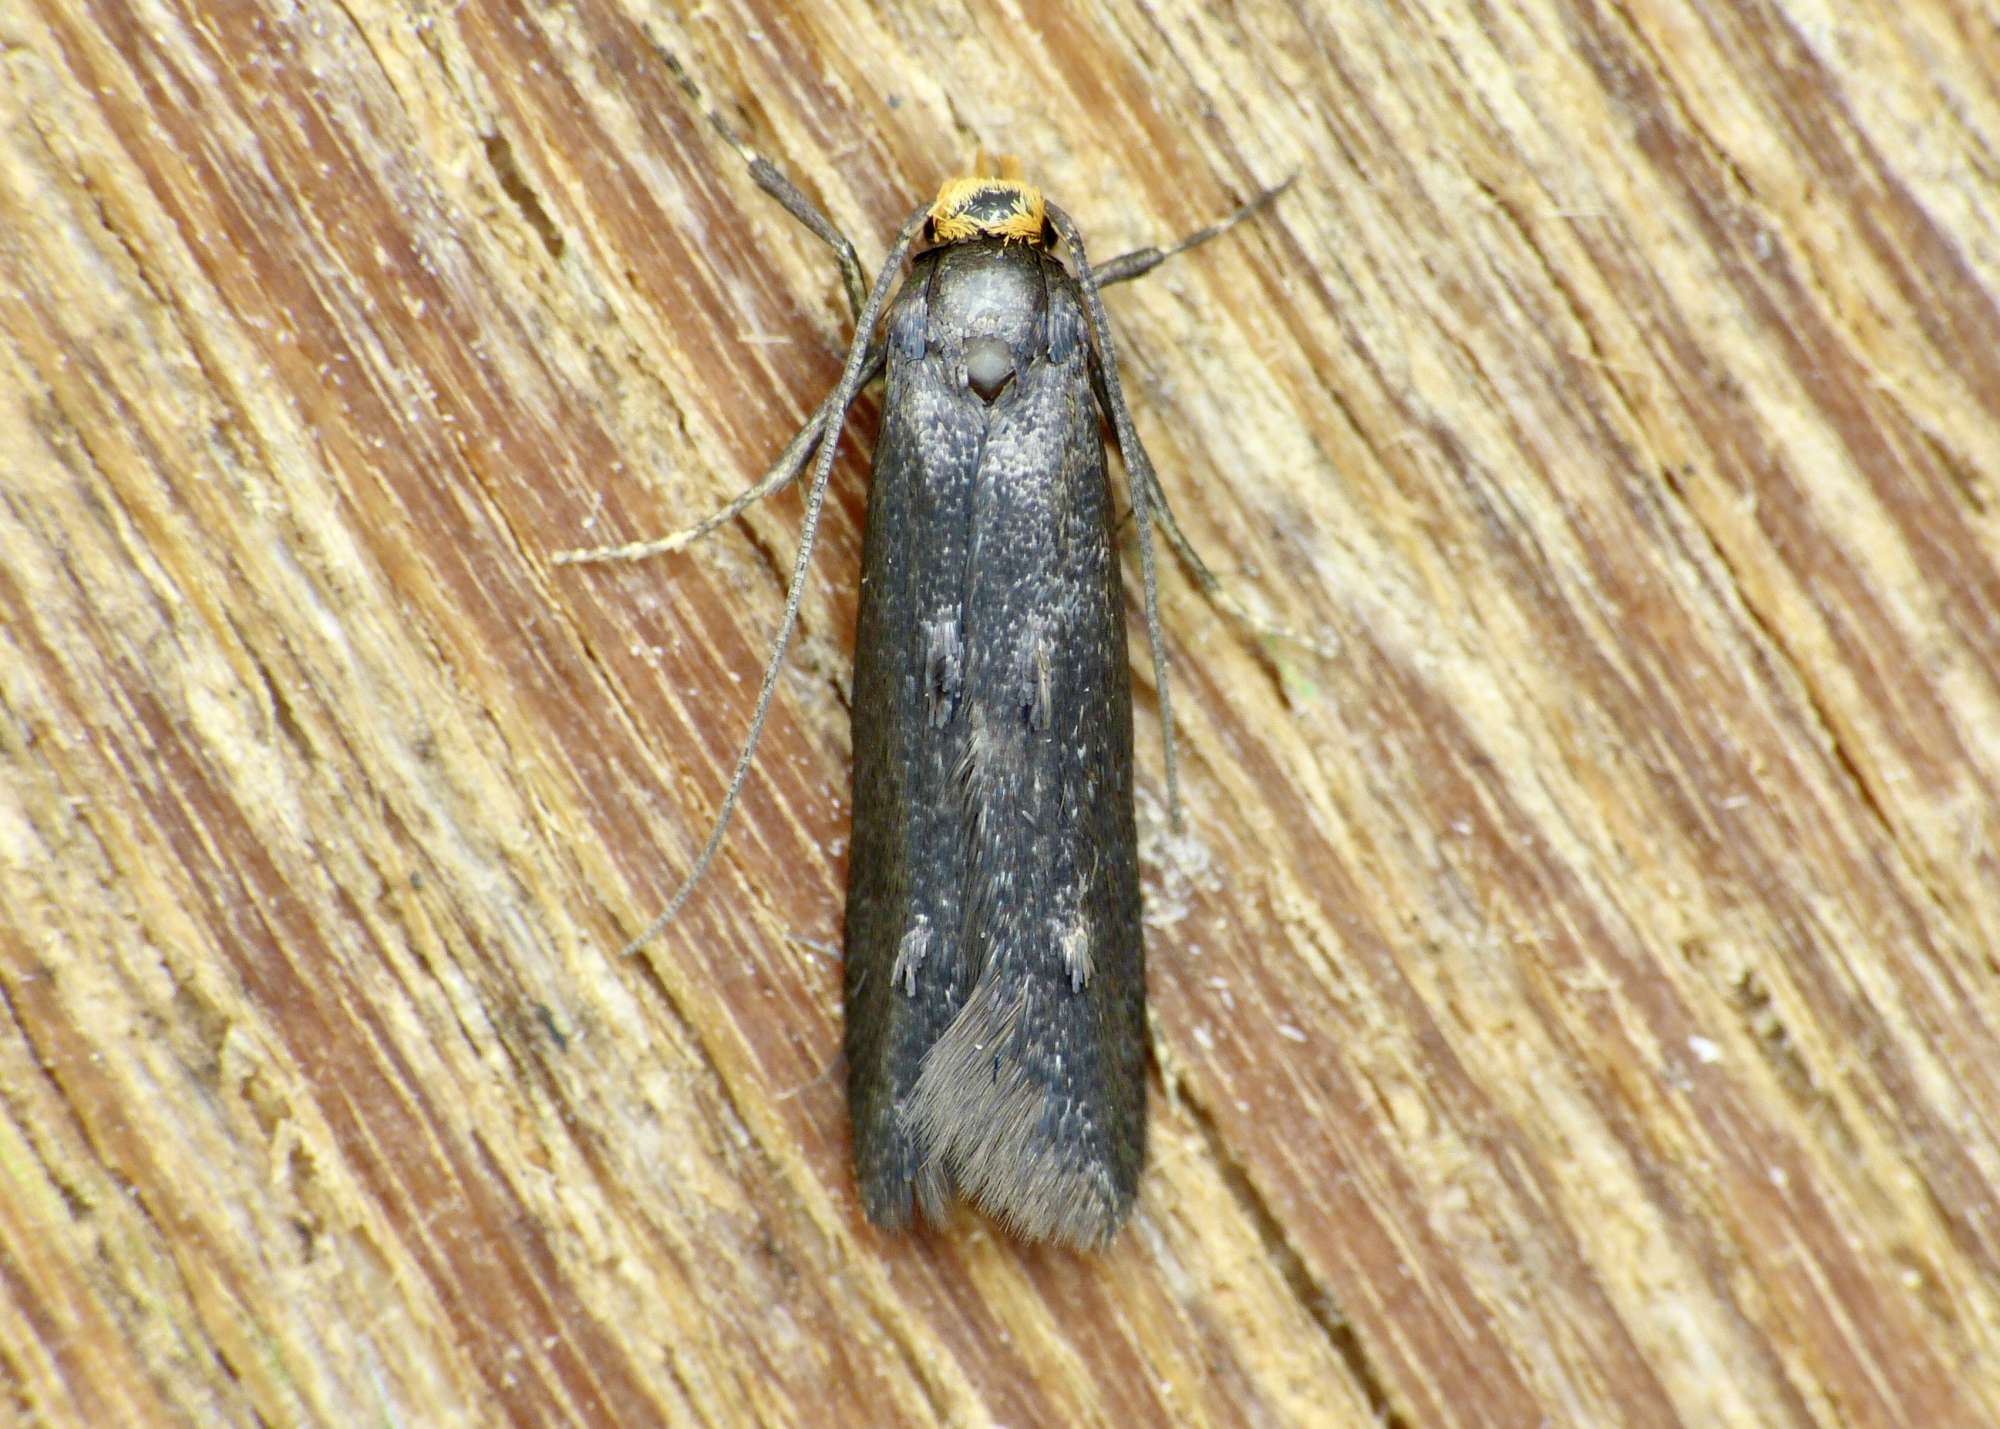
[2,0,1995,1424]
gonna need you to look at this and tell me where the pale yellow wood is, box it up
[1,0,1995,1424]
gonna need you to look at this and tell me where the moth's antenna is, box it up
[1047,201,1182,830]
[621,201,933,955]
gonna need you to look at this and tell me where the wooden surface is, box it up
[3,0,1997,1423]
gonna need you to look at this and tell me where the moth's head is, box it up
[927,157,1051,247]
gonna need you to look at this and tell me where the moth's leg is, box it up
[662,51,867,319]
[1094,178,1292,289]
[556,54,884,567]
[554,343,884,566]
[1083,180,1333,657]
[1089,355,1335,659]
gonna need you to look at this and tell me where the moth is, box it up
[560,62,1286,1247]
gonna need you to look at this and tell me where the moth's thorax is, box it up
[910,241,1054,405]
[927,242,1044,345]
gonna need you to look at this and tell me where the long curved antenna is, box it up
[1046,201,1183,831]
[621,200,934,955]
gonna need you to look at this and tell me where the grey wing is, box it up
[844,268,987,1229]
[908,263,1146,1247]
[845,255,1144,1247]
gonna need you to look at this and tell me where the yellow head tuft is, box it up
[928,167,1048,246]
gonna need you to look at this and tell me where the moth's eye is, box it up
[965,337,1016,403]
